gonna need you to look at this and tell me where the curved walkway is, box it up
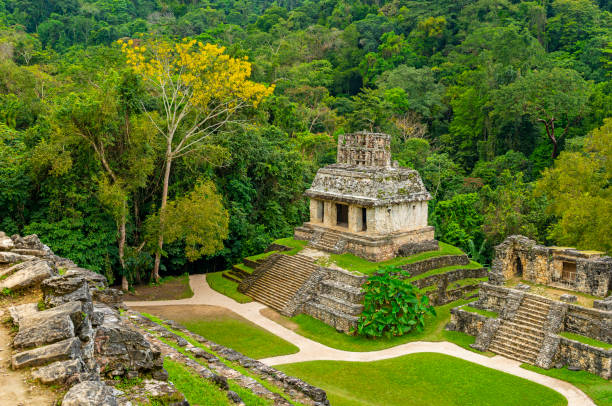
[126,274,595,406]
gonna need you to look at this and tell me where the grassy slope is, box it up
[164,359,273,406]
[277,353,567,406]
[408,260,483,282]
[463,305,499,318]
[142,308,298,360]
[207,272,252,303]
[164,358,232,405]
[180,317,299,360]
[559,332,612,349]
[329,242,465,274]
[521,365,612,406]
[144,314,300,405]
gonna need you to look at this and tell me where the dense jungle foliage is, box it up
[0,0,610,286]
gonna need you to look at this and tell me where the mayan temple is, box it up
[295,131,436,261]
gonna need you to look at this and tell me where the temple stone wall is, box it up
[553,338,612,379]
[490,235,612,297]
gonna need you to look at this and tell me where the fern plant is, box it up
[356,266,436,338]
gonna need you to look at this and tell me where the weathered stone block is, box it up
[62,381,117,406]
[13,314,75,349]
[560,294,577,303]
[0,260,54,290]
[12,337,81,369]
[32,359,84,384]
[94,320,163,377]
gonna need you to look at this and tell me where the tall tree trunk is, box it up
[152,146,173,282]
[119,206,128,291]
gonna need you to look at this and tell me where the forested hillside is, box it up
[0,0,610,286]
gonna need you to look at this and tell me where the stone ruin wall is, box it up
[337,132,391,167]
[448,283,612,379]
[490,235,612,298]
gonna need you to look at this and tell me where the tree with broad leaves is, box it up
[492,68,592,158]
[119,38,274,281]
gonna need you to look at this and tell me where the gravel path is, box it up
[126,274,595,406]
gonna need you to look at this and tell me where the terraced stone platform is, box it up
[239,254,318,313]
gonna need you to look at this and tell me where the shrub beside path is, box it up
[126,274,595,406]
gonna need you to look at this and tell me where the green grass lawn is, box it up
[277,353,567,406]
[234,263,255,273]
[164,358,233,405]
[559,332,612,349]
[408,260,484,282]
[463,305,499,318]
[328,242,465,274]
[140,307,299,360]
[206,272,252,303]
[276,298,492,355]
[180,317,299,360]
[522,364,612,406]
[244,250,278,262]
[272,237,309,255]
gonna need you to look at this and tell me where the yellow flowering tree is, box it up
[118,38,274,281]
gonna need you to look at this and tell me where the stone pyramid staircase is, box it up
[242,254,317,313]
[303,269,367,333]
[489,296,551,363]
[309,231,345,253]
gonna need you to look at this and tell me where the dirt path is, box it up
[125,274,596,406]
[0,311,57,406]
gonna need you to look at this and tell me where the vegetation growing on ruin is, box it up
[357,266,436,338]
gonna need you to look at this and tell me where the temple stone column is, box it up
[324,201,336,227]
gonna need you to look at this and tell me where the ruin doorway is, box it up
[562,261,577,282]
[514,256,523,277]
[336,203,348,227]
[361,208,367,231]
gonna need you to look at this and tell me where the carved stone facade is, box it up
[296,131,435,261]
[490,235,612,297]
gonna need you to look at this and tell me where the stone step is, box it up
[316,294,364,316]
[222,272,242,284]
[502,320,545,337]
[515,307,548,320]
[488,342,537,364]
[245,254,317,312]
[519,303,550,316]
[507,316,546,331]
[491,332,541,352]
[323,269,367,288]
[318,280,364,303]
[253,273,309,290]
[496,325,544,343]
[490,337,540,357]
[513,313,547,327]
[303,301,358,333]
[12,337,81,369]
[521,298,551,310]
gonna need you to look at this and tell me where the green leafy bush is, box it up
[357,266,436,338]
